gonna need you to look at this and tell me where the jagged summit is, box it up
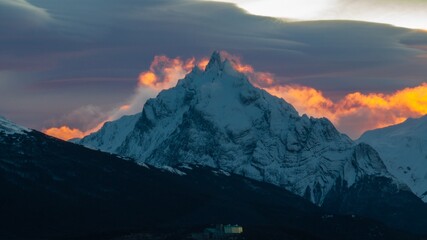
[77,52,395,205]
[200,51,244,78]
[185,51,249,87]
[205,50,223,70]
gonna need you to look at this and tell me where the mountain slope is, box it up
[358,115,427,202]
[0,116,30,135]
[78,51,393,205]
[1,118,417,240]
[76,113,141,152]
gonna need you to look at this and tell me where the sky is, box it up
[1,0,427,139]
[210,0,427,30]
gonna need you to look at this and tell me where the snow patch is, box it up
[159,166,187,176]
[212,169,231,177]
[137,162,150,169]
[179,164,193,170]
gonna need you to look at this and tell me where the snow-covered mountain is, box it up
[0,116,31,136]
[358,115,427,202]
[2,117,425,239]
[77,51,394,205]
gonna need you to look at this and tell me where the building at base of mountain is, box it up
[191,224,244,240]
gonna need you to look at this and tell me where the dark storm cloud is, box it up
[1,0,427,130]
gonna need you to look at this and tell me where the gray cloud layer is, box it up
[1,0,427,130]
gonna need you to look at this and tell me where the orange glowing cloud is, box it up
[265,83,427,138]
[43,52,427,140]
[119,104,131,111]
[139,72,157,87]
[266,85,336,120]
[206,53,427,138]
[197,58,209,70]
[44,56,208,141]
[43,126,86,141]
[43,121,106,141]
[138,55,208,91]
[221,52,275,87]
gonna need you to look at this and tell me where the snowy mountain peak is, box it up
[358,115,427,202]
[205,50,223,70]
[77,52,396,205]
[205,50,235,73]
[203,51,242,78]
[0,116,30,136]
[400,115,427,133]
[362,115,427,139]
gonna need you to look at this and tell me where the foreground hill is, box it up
[0,117,422,239]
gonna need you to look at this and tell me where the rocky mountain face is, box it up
[359,115,427,202]
[77,52,395,205]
